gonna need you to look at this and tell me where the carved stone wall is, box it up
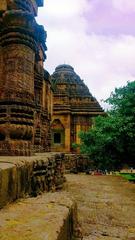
[64,154,92,172]
[0,8,37,155]
[0,153,65,209]
[34,67,52,153]
[0,0,52,156]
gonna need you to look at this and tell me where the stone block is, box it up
[0,153,65,209]
[0,192,79,240]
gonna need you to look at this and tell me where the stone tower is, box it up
[51,64,105,153]
[0,0,47,155]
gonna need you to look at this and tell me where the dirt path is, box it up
[65,174,135,240]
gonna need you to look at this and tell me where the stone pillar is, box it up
[0,10,37,155]
[76,124,81,145]
[65,115,71,152]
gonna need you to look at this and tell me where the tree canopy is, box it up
[79,81,135,170]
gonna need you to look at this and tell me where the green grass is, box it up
[119,173,135,182]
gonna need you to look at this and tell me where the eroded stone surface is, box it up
[66,174,135,240]
[0,153,65,208]
[0,192,77,240]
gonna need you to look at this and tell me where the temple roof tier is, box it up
[51,64,104,114]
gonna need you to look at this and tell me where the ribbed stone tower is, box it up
[0,0,47,155]
[51,64,105,152]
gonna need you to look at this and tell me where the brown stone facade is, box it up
[51,64,105,153]
[0,0,52,156]
[0,1,104,156]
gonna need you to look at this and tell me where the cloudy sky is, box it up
[37,0,135,109]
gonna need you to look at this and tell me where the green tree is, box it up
[79,81,135,170]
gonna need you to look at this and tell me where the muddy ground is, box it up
[65,174,135,240]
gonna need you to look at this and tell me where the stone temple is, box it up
[51,64,104,153]
[0,0,104,156]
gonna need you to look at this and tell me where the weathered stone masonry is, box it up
[0,0,52,156]
[51,64,104,153]
[0,1,104,157]
[0,153,65,209]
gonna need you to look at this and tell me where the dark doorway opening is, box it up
[54,132,61,144]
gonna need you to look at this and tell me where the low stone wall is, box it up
[64,154,91,172]
[0,153,65,209]
[0,192,82,240]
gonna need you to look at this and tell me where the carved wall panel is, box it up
[0,3,46,156]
